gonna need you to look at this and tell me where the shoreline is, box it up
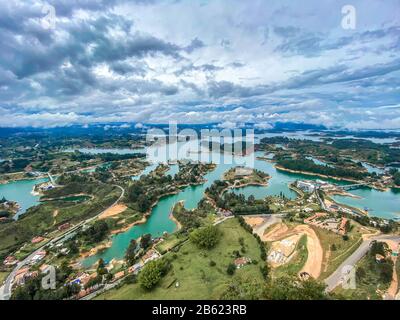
[79,241,113,259]
[274,165,360,183]
[39,193,94,202]
[108,178,208,236]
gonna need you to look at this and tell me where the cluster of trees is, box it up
[127,163,211,214]
[173,163,211,184]
[70,151,145,163]
[0,158,31,174]
[80,220,109,245]
[277,158,368,180]
[237,216,268,278]
[389,168,400,186]
[206,181,272,215]
[220,274,329,300]
[355,241,394,288]
[11,262,80,300]
[189,225,221,249]
[138,258,170,290]
[172,202,208,232]
[342,211,397,234]
[125,234,152,266]
[125,239,137,266]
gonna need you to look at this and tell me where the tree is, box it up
[378,261,394,283]
[356,266,366,280]
[220,275,264,300]
[125,239,137,266]
[84,275,103,290]
[189,225,220,249]
[226,263,236,275]
[260,264,270,280]
[138,259,169,290]
[97,258,107,276]
[248,195,255,204]
[68,241,79,255]
[369,241,387,257]
[137,194,151,213]
[264,276,329,300]
[140,234,152,249]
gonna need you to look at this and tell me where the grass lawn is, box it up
[96,218,265,300]
[273,235,308,278]
[155,233,188,255]
[0,271,9,285]
[313,222,363,280]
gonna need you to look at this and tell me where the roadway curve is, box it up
[0,185,124,300]
[324,234,400,292]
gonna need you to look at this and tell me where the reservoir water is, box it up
[0,142,398,267]
[0,178,48,219]
[81,146,399,267]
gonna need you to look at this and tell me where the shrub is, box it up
[227,263,236,275]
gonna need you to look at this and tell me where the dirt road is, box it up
[98,204,127,219]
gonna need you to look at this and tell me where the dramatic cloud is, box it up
[0,0,399,129]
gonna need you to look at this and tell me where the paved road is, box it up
[0,185,124,300]
[315,189,327,211]
[325,234,400,292]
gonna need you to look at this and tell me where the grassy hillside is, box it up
[96,218,265,300]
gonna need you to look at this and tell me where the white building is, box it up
[297,181,316,193]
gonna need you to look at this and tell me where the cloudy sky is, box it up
[0,0,399,129]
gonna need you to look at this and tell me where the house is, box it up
[70,272,91,287]
[30,250,46,264]
[39,264,51,273]
[31,236,45,244]
[141,249,160,264]
[375,254,386,263]
[113,271,125,282]
[58,222,71,231]
[218,208,233,217]
[234,257,251,268]
[3,255,18,266]
[296,181,316,193]
[234,167,253,177]
[128,262,143,274]
[14,267,38,286]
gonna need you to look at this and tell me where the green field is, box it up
[0,271,9,285]
[313,223,363,280]
[96,218,265,300]
[155,233,188,255]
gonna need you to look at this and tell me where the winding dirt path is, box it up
[296,225,323,279]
